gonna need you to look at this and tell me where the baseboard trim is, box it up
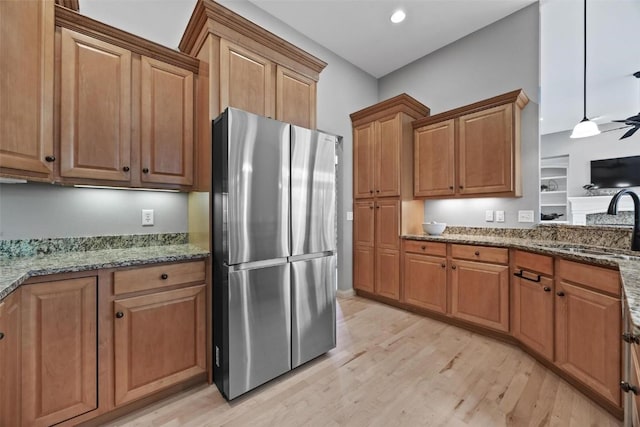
[337,289,355,298]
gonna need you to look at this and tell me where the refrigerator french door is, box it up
[213,108,336,400]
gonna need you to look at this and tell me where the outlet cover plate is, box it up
[496,210,505,222]
[518,210,534,223]
[142,209,154,226]
[485,210,494,222]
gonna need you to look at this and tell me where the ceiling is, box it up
[79,0,640,135]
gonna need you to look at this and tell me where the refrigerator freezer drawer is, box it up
[291,255,337,368]
[291,126,337,256]
[226,263,291,399]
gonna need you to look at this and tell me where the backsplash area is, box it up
[587,212,634,226]
[0,233,188,258]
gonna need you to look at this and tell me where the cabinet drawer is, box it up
[514,250,553,276]
[557,259,620,297]
[403,240,447,257]
[451,244,508,265]
[114,260,205,295]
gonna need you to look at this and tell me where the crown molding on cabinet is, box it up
[178,0,326,81]
[55,0,79,12]
[55,5,199,74]
[350,93,431,127]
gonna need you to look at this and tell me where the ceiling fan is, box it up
[610,71,640,140]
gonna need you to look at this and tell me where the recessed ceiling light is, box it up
[390,10,406,24]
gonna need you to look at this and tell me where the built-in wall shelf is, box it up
[540,155,569,223]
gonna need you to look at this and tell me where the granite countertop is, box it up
[0,244,210,302]
[403,233,640,332]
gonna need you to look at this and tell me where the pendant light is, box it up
[570,0,601,139]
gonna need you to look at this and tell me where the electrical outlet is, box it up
[142,209,154,226]
[346,211,353,221]
[496,210,505,222]
[485,210,494,222]
[518,210,534,223]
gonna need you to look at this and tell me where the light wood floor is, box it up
[107,296,621,427]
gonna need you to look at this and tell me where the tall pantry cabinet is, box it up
[351,95,429,301]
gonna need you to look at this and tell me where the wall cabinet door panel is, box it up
[555,281,621,407]
[414,119,455,197]
[60,28,131,181]
[0,0,54,178]
[403,253,447,313]
[276,65,316,129]
[140,56,194,186]
[376,114,400,197]
[353,122,375,199]
[114,285,206,406]
[21,277,97,427]
[512,274,554,360]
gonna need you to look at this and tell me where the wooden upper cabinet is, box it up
[376,114,401,197]
[276,65,316,129]
[414,119,455,197]
[458,104,513,195]
[220,39,274,118]
[412,89,528,199]
[21,277,97,426]
[353,122,375,199]
[0,0,54,179]
[140,56,194,186]
[59,28,132,181]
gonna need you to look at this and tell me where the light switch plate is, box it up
[346,211,353,221]
[485,210,494,222]
[496,210,505,222]
[518,210,534,223]
[142,209,154,226]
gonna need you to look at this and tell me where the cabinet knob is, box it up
[556,291,565,297]
[474,251,480,256]
[142,168,149,174]
[369,190,373,194]
[543,287,551,292]
[441,263,446,268]
[122,166,130,172]
[421,245,426,250]
[376,205,380,209]
[161,273,168,280]
[449,186,454,190]
[459,185,464,189]
[45,155,55,162]
[115,311,124,319]
[0,332,4,340]
[621,381,640,395]
[451,265,457,270]
[376,190,380,193]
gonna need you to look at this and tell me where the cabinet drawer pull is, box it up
[451,265,457,270]
[513,270,541,283]
[474,251,480,256]
[161,273,169,280]
[122,166,130,172]
[115,311,124,319]
[142,168,149,174]
[556,291,565,297]
[0,332,4,340]
[543,286,551,292]
[621,381,640,395]
[421,245,426,250]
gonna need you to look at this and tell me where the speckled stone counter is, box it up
[0,239,209,302]
[402,229,640,333]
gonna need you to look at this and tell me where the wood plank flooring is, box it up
[107,296,621,427]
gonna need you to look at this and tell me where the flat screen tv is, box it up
[590,155,640,188]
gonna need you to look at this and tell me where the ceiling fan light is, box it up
[570,117,601,138]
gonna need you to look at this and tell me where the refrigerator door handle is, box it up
[288,251,336,263]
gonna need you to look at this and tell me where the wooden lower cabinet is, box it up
[21,277,98,427]
[555,280,621,407]
[512,273,554,360]
[0,290,21,427]
[375,248,400,300]
[114,285,207,406]
[353,245,375,293]
[450,259,509,332]
[403,253,447,313]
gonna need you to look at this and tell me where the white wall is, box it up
[0,183,188,240]
[378,4,540,228]
[541,129,640,197]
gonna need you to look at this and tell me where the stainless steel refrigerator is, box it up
[212,108,337,400]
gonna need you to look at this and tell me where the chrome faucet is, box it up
[607,189,640,251]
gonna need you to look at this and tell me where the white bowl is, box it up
[422,222,446,236]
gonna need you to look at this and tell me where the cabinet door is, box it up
[376,114,400,197]
[353,245,375,293]
[22,277,97,426]
[376,248,400,300]
[450,260,509,332]
[512,273,554,360]
[140,56,194,186]
[353,122,375,199]
[220,39,273,118]
[0,291,21,427]
[114,285,206,406]
[354,200,374,247]
[458,104,513,195]
[276,65,316,129]
[555,281,621,407]
[376,199,399,251]
[60,28,132,181]
[0,0,54,178]
[414,120,455,197]
[403,253,447,313]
